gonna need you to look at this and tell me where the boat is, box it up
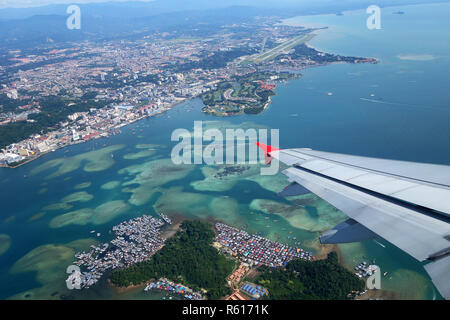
[157,212,172,224]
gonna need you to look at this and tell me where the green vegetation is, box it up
[200,71,297,116]
[173,47,257,72]
[284,43,367,64]
[110,220,234,299]
[200,82,232,106]
[0,93,34,113]
[256,252,365,300]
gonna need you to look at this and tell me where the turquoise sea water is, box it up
[0,3,449,300]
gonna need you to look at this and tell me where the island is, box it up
[71,217,371,300]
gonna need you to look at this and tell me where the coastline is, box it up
[0,102,178,170]
[2,27,377,170]
[107,278,148,295]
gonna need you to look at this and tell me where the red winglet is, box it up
[256,142,280,154]
[256,142,280,165]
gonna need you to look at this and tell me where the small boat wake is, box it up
[359,98,449,112]
[373,240,386,248]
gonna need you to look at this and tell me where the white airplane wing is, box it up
[257,143,450,299]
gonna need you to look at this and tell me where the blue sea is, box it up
[0,3,448,300]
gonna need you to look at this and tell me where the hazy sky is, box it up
[1,0,444,10]
[0,0,154,9]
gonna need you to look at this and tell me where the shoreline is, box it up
[85,217,370,299]
[105,219,183,294]
[0,101,180,170]
[107,278,149,295]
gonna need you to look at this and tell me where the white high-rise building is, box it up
[72,129,80,141]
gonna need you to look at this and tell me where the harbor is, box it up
[157,212,172,225]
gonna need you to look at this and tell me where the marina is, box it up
[157,212,172,225]
[354,261,380,278]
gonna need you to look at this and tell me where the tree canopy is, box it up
[256,252,365,300]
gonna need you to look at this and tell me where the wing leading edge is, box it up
[257,144,450,299]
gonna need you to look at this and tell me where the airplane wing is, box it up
[257,143,450,299]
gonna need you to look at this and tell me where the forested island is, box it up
[110,220,235,299]
[255,251,365,300]
[110,219,366,300]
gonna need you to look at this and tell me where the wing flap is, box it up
[277,182,310,197]
[320,218,379,244]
